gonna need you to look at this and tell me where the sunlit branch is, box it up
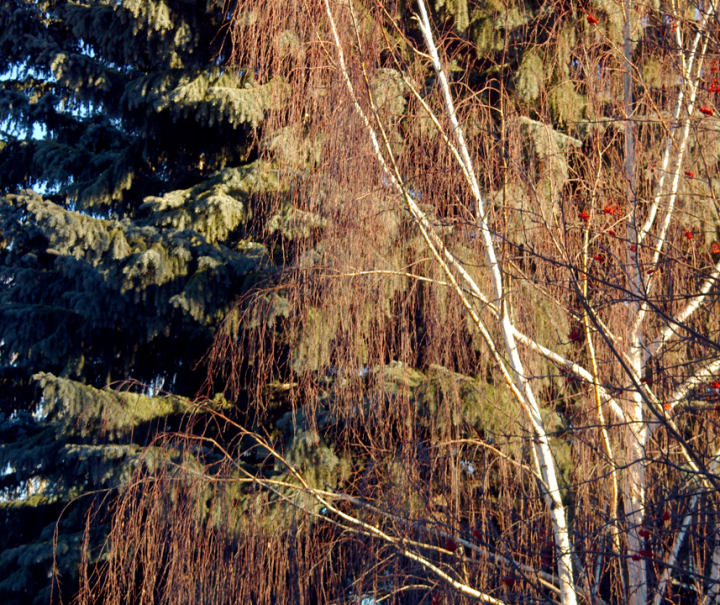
[510,327,627,424]
[582,220,622,555]
[638,3,714,246]
[238,428,511,605]
[666,357,720,409]
[646,27,712,272]
[413,3,577,603]
[324,1,579,601]
[649,259,720,358]
[438,438,543,484]
[247,429,566,598]
[323,0,549,429]
[652,443,720,605]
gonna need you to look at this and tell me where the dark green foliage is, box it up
[0,1,290,603]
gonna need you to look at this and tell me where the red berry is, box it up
[587,14,599,25]
[445,538,457,552]
[685,171,695,178]
[662,511,671,521]
[685,229,693,240]
[700,106,714,116]
[630,245,636,252]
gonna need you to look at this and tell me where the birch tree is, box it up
[80,1,720,604]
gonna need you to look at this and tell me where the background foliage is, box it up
[3,0,720,604]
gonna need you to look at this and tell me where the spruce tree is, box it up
[80,1,720,604]
[0,2,293,603]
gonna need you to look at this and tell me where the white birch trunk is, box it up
[412,3,577,603]
[319,1,720,604]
